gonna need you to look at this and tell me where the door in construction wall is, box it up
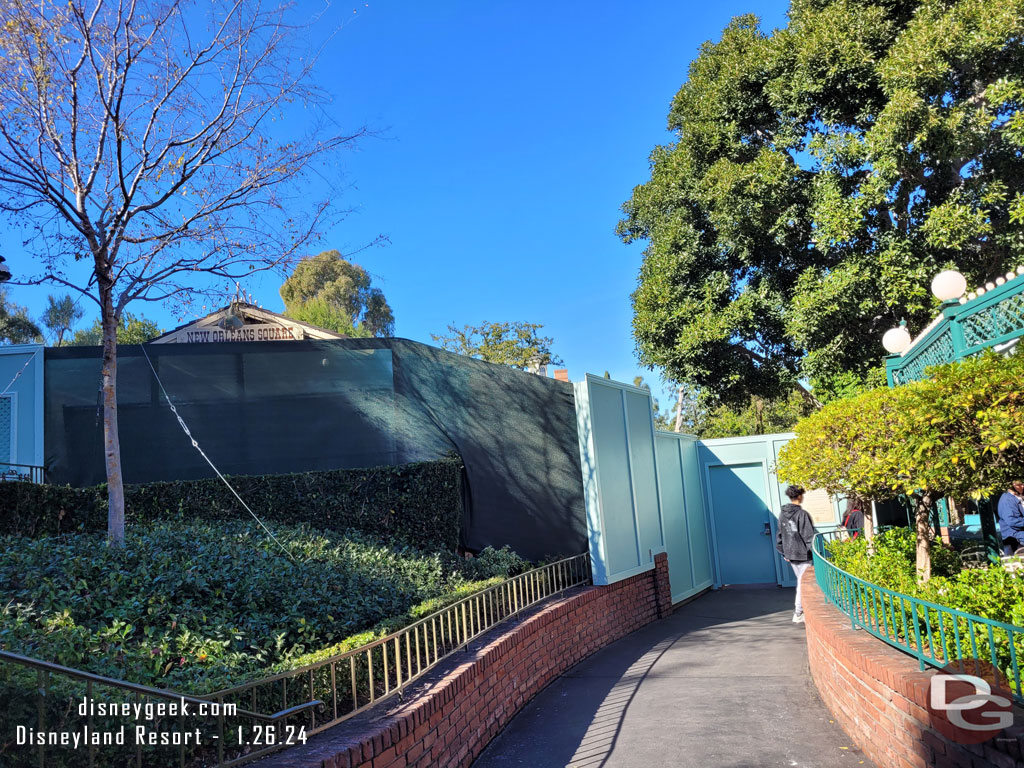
[707,462,777,585]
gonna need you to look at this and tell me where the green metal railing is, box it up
[0,552,591,768]
[813,531,1023,705]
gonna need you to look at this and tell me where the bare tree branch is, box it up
[0,0,364,544]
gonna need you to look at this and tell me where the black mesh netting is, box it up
[43,339,586,560]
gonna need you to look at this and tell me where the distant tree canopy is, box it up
[697,391,815,439]
[280,251,394,338]
[432,321,563,371]
[71,314,161,346]
[41,295,83,346]
[620,0,1024,406]
[0,288,41,344]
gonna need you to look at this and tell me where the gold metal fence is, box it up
[0,551,591,767]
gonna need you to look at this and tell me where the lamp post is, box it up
[882,321,911,355]
[930,270,967,303]
[0,256,11,283]
[882,268,968,356]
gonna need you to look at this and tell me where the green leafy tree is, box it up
[778,388,908,545]
[41,294,83,346]
[620,0,1024,404]
[71,314,162,346]
[431,322,563,371]
[780,385,938,576]
[280,251,394,338]
[780,351,1024,580]
[898,351,1024,577]
[0,288,42,344]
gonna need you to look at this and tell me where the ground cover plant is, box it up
[0,518,525,694]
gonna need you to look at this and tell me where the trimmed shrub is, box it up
[0,457,462,550]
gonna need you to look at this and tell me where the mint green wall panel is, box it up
[0,345,43,471]
[588,381,642,578]
[681,436,713,589]
[656,435,692,598]
[654,431,713,603]
[625,390,664,560]
[574,375,668,586]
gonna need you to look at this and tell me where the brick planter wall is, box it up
[260,553,674,768]
[803,568,1024,768]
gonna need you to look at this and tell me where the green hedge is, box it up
[0,457,462,549]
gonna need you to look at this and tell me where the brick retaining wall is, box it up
[803,568,1024,768]
[259,553,673,768]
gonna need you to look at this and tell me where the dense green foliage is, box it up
[280,250,395,337]
[780,350,1024,500]
[0,287,41,344]
[693,391,814,439]
[69,312,161,345]
[779,350,1024,578]
[620,0,1024,404]
[431,321,563,370]
[828,527,963,592]
[0,458,463,550]
[0,520,522,693]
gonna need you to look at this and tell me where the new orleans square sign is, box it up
[178,323,303,343]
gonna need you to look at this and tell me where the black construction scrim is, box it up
[43,339,586,560]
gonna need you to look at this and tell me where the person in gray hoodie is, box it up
[776,485,815,624]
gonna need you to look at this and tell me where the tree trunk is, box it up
[947,497,963,527]
[674,386,685,433]
[914,492,933,582]
[100,292,125,547]
[863,499,875,544]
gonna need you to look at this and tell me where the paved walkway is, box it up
[472,587,873,768]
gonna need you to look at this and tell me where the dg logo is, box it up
[927,658,1015,745]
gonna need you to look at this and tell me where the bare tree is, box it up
[0,0,363,545]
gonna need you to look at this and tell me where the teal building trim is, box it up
[0,344,44,471]
[887,268,1024,386]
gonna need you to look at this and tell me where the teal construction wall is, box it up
[654,431,714,602]
[575,375,712,602]
[576,377,844,594]
[0,344,44,471]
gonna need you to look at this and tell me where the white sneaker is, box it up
[792,612,805,624]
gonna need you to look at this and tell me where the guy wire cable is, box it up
[139,343,297,562]
[0,347,40,397]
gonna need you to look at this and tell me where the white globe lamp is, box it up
[930,270,967,302]
[882,323,912,355]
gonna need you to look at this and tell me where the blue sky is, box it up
[4,0,789,406]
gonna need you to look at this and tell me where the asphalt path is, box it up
[472,586,874,768]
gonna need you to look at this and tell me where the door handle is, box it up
[761,522,771,536]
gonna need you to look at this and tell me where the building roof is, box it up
[149,302,347,344]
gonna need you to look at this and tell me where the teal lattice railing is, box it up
[888,270,1024,385]
[961,290,1024,351]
